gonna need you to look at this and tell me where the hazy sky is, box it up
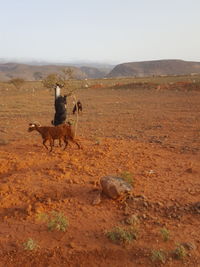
[0,0,199,64]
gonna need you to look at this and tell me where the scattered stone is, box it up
[26,204,32,215]
[89,180,96,185]
[141,214,147,219]
[79,206,84,212]
[46,198,51,205]
[100,176,133,200]
[68,242,76,249]
[156,201,163,207]
[92,192,101,205]
[191,202,200,213]
[135,194,146,200]
[143,201,148,208]
[181,242,197,251]
[34,202,44,213]
[185,168,193,173]
[148,215,158,221]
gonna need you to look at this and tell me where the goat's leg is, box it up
[49,139,54,152]
[70,138,81,149]
[43,139,49,150]
[63,137,69,150]
[59,138,62,147]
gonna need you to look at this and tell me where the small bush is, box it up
[120,171,134,185]
[173,243,187,260]
[125,214,140,226]
[160,227,170,242]
[42,73,64,89]
[106,226,137,244]
[23,238,39,251]
[151,249,166,264]
[42,68,74,89]
[10,78,25,89]
[37,211,69,232]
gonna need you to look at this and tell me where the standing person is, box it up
[52,83,67,126]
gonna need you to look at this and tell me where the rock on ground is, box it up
[100,176,133,199]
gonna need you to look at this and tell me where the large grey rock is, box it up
[100,176,133,199]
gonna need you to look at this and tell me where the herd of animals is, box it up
[28,85,83,152]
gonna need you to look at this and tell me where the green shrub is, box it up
[106,226,137,244]
[173,243,187,260]
[125,215,140,226]
[160,227,170,242]
[23,238,39,251]
[37,211,69,232]
[151,249,166,264]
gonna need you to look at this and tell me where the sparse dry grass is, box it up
[160,227,170,242]
[106,226,138,245]
[37,211,69,232]
[23,238,39,251]
[151,249,166,264]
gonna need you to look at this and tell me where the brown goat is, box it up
[28,122,80,152]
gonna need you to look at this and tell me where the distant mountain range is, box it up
[0,59,200,81]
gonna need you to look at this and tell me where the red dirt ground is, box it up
[0,84,200,266]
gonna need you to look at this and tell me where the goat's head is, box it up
[28,122,41,132]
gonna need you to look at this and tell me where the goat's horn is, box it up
[33,121,41,126]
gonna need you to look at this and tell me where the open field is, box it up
[0,77,200,266]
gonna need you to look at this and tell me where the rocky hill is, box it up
[107,59,200,77]
[0,63,110,81]
[80,66,110,79]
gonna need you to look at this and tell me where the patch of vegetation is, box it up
[125,214,140,226]
[106,226,137,244]
[23,238,39,251]
[151,249,166,264]
[42,73,64,89]
[120,171,134,185]
[10,78,25,89]
[173,243,187,260]
[42,68,74,90]
[37,211,69,232]
[160,227,170,242]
